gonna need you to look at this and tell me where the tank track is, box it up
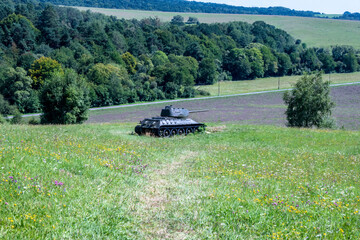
[135,124,205,137]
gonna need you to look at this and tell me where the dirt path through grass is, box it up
[137,151,198,239]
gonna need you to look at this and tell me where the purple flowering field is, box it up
[88,85,360,130]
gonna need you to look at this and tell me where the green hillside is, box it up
[200,72,360,96]
[1,123,359,238]
[75,6,360,49]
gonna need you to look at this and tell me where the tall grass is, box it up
[1,123,359,238]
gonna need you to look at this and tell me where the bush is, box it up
[28,117,40,125]
[40,69,90,124]
[10,110,23,125]
[283,72,335,128]
[318,116,336,129]
[196,89,211,96]
[0,114,6,124]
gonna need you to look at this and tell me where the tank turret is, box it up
[135,105,206,137]
[161,105,189,118]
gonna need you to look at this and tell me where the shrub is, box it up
[10,109,23,125]
[0,114,6,124]
[40,69,90,124]
[283,72,335,128]
[28,117,40,125]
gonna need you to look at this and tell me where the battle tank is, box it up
[135,105,206,137]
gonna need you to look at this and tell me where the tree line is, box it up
[0,0,359,124]
[337,12,360,21]
[33,0,360,21]
[34,0,319,18]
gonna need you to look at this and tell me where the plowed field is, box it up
[88,85,360,130]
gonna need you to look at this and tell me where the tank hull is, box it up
[135,117,205,137]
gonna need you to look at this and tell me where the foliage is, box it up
[0,0,359,117]
[171,15,184,26]
[121,52,137,74]
[197,58,217,84]
[0,13,39,52]
[186,17,199,25]
[29,57,63,89]
[151,50,169,67]
[223,48,251,80]
[0,67,40,113]
[28,117,40,125]
[0,93,16,116]
[40,69,90,124]
[283,72,335,128]
[0,114,6,124]
[87,63,132,106]
[10,109,23,124]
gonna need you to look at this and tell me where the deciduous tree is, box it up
[40,69,90,124]
[283,72,335,128]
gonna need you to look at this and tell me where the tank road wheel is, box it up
[158,129,164,137]
[170,129,177,136]
[163,129,171,137]
[135,125,143,135]
[185,128,191,135]
[178,128,185,136]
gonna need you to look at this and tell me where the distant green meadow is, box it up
[74,6,360,49]
[200,72,360,96]
[1,124,359,238]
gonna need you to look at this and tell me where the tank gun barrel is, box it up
[189,109,209,113]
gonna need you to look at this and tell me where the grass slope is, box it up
[200,72,360,96]
[1,123,359,238]
[74,6,360,49]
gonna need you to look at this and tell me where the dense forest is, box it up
[37,0,320,17]
[0,0,359,123]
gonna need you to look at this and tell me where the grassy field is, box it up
[1,123,360,238]
[200,72,360,96]
[74,6,360,49]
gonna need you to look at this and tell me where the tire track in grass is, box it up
[138,151,198,239]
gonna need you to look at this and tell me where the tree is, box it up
[171,15,184,26]
[40,69,90,124]
[186,17,199,25]
[277,53,292,76]
[184,41,204,61]
[29,57,63,89]
[151,51,169,67]
[223,48,251,80]
[245,47,264,79]
[1,67,40,113]
[87,63,132,106]
[0,14,39,52]
[260,45,278,76]
[38,5,60,48]
[301,48,322,71]
[197,58,217,85]
[343,52,359,72]
[121,52,137,74]
[317,51,336,73]
[283,72,335,128]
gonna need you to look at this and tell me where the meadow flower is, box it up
[54,181,64,186]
